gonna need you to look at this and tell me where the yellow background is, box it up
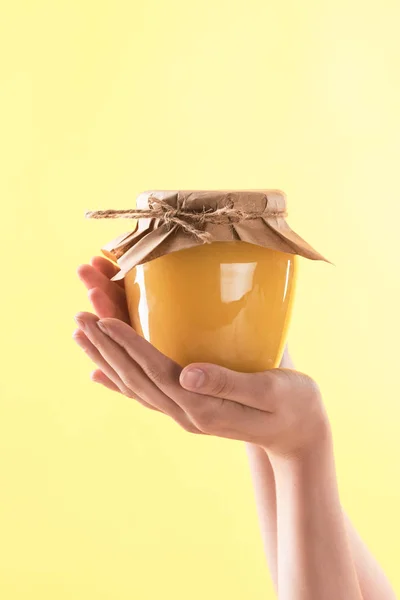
[1,1,399,598]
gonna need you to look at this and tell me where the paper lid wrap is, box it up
[86,190,327,281]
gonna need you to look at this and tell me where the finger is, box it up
[92,318,275,440]
[179,363,276,411]
[90,256,120,279]
[90,369,157,413]
[90,369,122,392]
[90,256,126,289]
[96,318,183,395]
[75,313,198,432]
[94,318,269,436]
[77,263,126,307]
[73,327,131,393]
[88,286,129,323]
[77,262,129,322]
[73,327,158,411]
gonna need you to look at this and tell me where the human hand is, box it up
[73,311,330,459]
[76,256,129,323]
[74,256,133,391]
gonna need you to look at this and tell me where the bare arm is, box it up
[344,513,397,600]
[247,444,279,591]
[246,351,396,599]
[270,435,363,600]
[75,263,396,600]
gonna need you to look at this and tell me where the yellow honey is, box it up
[125,241,297,372]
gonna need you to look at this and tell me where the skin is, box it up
[73,257,397,600]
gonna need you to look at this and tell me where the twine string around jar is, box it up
[85,197,287,242]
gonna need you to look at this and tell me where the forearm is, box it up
[270,436,363,600]
[246,443,279,592]
[247,442,397,600]
[343,514,397,600]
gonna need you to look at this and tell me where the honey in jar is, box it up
[125,242,296,371]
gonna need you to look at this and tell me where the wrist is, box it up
[267,423,334,473]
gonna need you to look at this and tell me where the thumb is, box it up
[180,363,275,410]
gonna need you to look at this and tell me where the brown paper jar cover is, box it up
[86,190,327,280]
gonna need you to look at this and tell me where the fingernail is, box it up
[74,315,85,329]
[97,321,109,335]
[181,368,205,390]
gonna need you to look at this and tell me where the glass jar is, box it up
[125,241,297,371]
[87,190,324,371]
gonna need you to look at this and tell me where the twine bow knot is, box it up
[85,196,287,242]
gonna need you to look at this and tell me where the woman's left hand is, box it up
[74,312,329,459]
